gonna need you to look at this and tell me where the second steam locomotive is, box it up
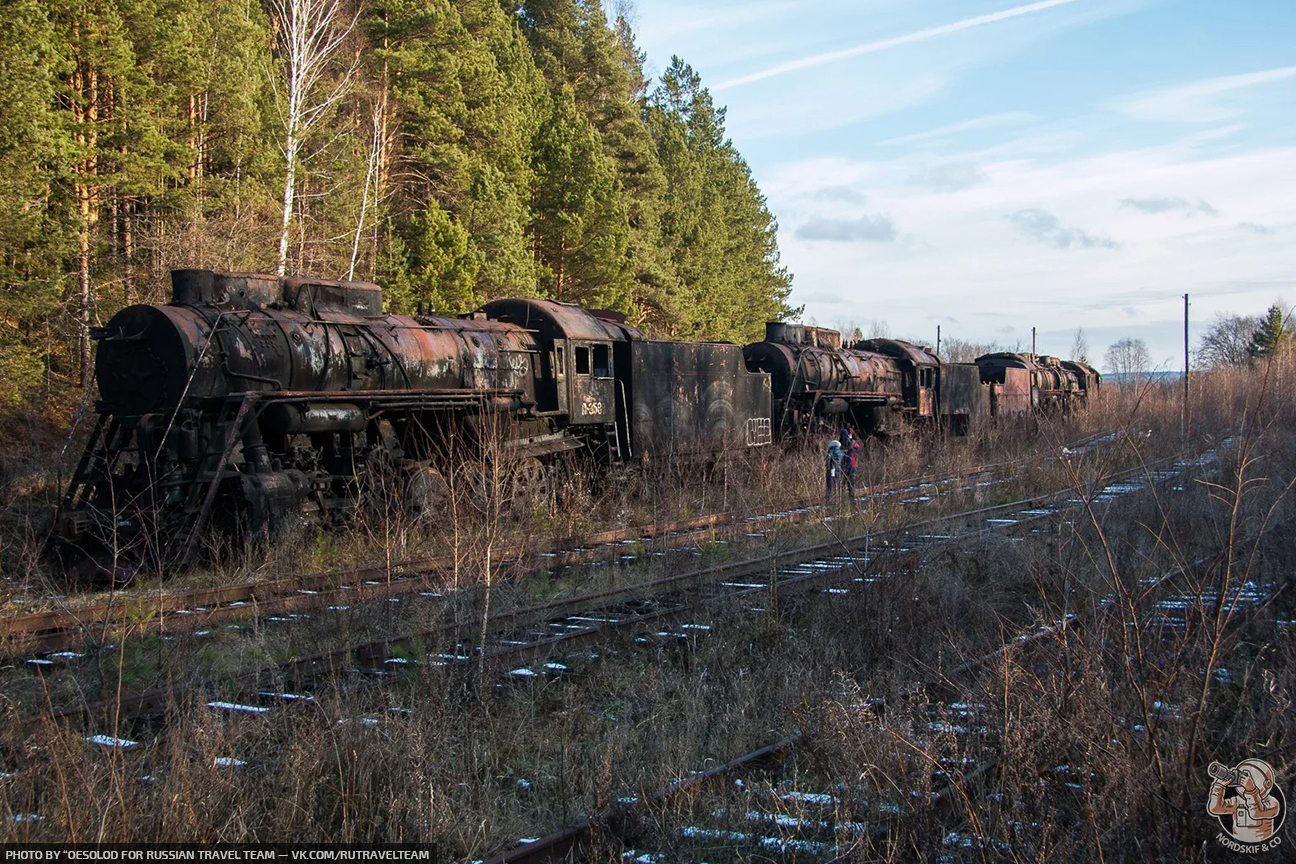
[54,269,1098,575]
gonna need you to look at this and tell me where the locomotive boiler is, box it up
[973,352,1099,414]
[743,323,940,437]
[58,271,601,573]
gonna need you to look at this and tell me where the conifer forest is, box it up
[0,0,797,409]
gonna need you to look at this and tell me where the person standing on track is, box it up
[839,427,859,498]
[825,439,843,500]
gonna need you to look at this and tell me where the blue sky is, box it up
[628,0,1296,370]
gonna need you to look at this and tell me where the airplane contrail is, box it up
[714,0,1085,91]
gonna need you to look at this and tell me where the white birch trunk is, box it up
[269,0,358,276]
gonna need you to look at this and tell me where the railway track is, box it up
[3,436,1241,854]
[605,555,1281,864]
[11,441,1165,747]
[479,450,1287,863]
[478,612,1074,864]
[3,434,1114,657]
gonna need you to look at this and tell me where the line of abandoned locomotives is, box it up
[50,269,1099,579]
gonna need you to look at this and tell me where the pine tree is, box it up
[373,0,543,312]
[463,160,538,300]
[647,57,795,342]
[0,0,74,404]
[520,0,665,322]
[160,0,278,278]
[50,0,143,385]
[385,198,475,314]
[0,0,799,411]
[1247,304,1293,360]
[531,85,631,311]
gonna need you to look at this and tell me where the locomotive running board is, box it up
[500,432,583,459]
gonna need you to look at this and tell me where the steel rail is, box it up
[480,541,1238,864]
[13,451,1167,741]
[2,451,1048,656]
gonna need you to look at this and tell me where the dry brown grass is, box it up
[7,364,1293,859]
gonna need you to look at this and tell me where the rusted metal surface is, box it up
[97,293,544,408]
[747,326,951,436]
[975,351,1093,414]
[626,340,771,457]
[63,273,679,573]
[937,362,989,433]
[482,298,644,344]
[855,337,940,369]
[1060,358,1102,399]
[763,322,841,349]
[745,334,906,437]
[856,338,941,420]
[61,266,1105,580]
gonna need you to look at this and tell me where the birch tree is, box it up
[267,0,357,276]
[1104,337,1151,384]
[348,101,381,280]
[1197,313,1259,369]
[1070,327,1090,364]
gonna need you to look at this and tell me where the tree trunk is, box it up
[122,197,133,304]
[348,106,381,280]
[277,132,298,276]
[72,52,100,389]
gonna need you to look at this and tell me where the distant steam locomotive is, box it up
[744,322,1098,438]
[52,269,1097,577]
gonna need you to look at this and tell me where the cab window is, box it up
[592,344,610,377]
[575,346,591,375]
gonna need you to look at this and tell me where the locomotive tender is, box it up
[53,269,1096,574]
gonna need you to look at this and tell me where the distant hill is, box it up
[1104,371,1184,382]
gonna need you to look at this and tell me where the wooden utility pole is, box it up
[1031,326,1036,355]
[936,324,941,356]
[1183,293,1190,439]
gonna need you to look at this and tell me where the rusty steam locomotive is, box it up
[52,269,1097,575]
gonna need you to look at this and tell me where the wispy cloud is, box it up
[813,185,868,204]
[877,112,1035,147]
[1121,196,1218,217]
[714,0,1084,91]
[1113,65,1296,123]
[1238,222,1275,235]
[1006,209,1117,249]
[796,215,897,243]
[632,1,796,43]
[908,162,985,192]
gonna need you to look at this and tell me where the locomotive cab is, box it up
[479,299,635,429]
[568,340,615,424]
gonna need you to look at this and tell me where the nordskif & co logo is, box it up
[1207,759,1286,853]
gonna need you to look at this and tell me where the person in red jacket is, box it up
[839,427,860,497]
